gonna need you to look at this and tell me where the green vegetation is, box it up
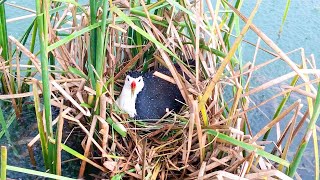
[0,0,319,179]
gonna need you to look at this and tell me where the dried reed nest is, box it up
[1,0,319,179]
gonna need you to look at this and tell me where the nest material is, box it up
[1,0,319,179]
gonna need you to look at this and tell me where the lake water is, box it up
[3,0,320,179]
[242,0,320,60]
[241,2,319,180]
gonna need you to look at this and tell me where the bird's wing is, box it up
[135,73,184,119]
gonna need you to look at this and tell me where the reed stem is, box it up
[287,83,320,177]
[35,0,54,173]
[1,146,7,180]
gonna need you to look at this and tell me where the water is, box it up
[3,0,320,179]
[240,2,319,179]
[2,1,85,179]
[5,1,35,39]
[242,0,320,60]
[0,103,83,179]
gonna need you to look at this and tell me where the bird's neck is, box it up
[121,87,138,100]
[116,87,138,117]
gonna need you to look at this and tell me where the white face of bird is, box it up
[124,75,144,97]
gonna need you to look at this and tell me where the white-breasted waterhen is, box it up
[116,65,187,121]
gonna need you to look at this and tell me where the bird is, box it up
[116,67,185,121]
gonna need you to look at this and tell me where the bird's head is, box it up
[123,72,144,97]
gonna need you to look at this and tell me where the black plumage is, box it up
[134,67,184,120]
[128,71,142,78]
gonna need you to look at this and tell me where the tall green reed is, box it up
[0,3,10,96]
[0,0,315,178]
[1,146,7,180]
[22,20,38,93]
[88,0,98,88]
[287,83,320,177]
[35,0,55,173]
[0,2,9,61]
[263,74,300,140]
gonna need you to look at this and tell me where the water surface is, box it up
[3,0,320,179]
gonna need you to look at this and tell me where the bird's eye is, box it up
[138,79,141,82]
[127,78,129,81]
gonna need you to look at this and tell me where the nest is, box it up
[1,0,319,179]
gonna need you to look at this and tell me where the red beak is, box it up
[131,81,136,96]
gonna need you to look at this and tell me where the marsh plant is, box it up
[0,0,319,179]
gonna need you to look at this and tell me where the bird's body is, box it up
[116,68,184,120]
[135,68,184,120]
